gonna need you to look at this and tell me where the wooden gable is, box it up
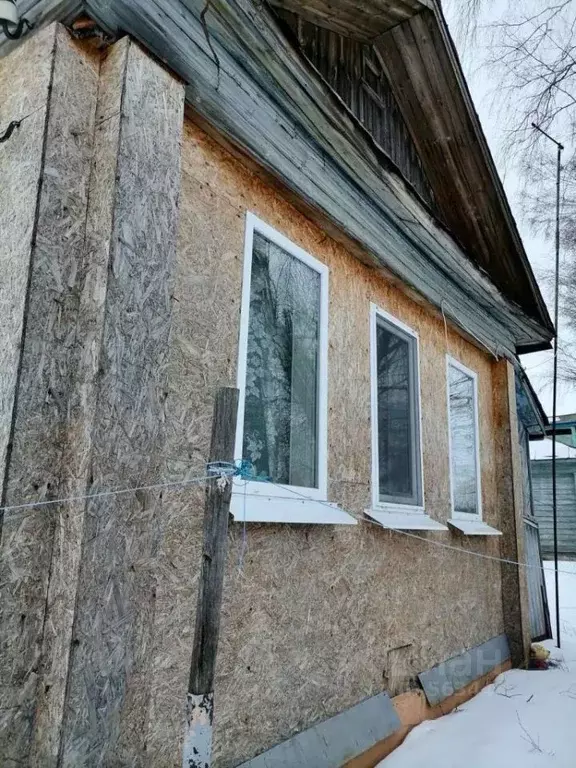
[269,0,433,41]
[270,1,550,336]
[277,10,436,209]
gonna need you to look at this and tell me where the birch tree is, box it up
[447,0,576,383]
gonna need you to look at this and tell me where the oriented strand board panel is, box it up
[492,360,531,666]
[0,23,55,508]
[237,693,401,767]
[146,118,507,768]
[418,633,510,706]
[0,25,99,767]
[58,39,185,767]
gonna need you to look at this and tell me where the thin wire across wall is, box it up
[256,474,576,580]
[2,459,574,580]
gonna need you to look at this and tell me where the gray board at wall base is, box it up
[418,633,511,706]
[237,692,400,768]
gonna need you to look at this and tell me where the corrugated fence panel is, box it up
[524,519,551,641]
[531,459,576,557]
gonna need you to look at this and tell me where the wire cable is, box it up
[0,469,220,517]
[258,477,576,579]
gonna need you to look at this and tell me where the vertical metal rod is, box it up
[532,122,563,648]
[552,141,562,648]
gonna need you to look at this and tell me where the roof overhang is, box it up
[1,0,554,358]
[267,0,552,339]
[267,0,434,40]
[515,364,548,436]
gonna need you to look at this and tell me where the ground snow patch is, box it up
[379,561,576,767]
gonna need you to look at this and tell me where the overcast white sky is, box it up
[442,1,576,457]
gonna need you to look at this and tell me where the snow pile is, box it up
[379,561,576,767]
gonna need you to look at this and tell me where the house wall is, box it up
[0,26,529,768]
[146,118,508,767]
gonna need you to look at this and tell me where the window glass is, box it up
[242,232,321,488]
[448,363,479,515]
[376,317,421,505]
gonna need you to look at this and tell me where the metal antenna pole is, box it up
[532,122,563,648]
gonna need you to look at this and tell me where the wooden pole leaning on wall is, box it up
[183,387,239,768]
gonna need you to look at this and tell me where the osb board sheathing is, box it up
[0,26,100,766]
[147,118,508,768]
[0,24,55,500]
[57,39,186,767]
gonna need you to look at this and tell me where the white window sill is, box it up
[448,519,502,536]
[230,493,357,525]
[365,508,448,531]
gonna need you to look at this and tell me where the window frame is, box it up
[231,213,355,525]
[369,304,425,516]
[446,355,483,521]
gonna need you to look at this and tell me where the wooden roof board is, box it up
[376,9,550,329]
[0,0,553,354]
[267,0,430,41]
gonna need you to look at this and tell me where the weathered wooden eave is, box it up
[374,5,552,337]
[266,0,433,41]
[265,0,551,334]
[0,0,553,357]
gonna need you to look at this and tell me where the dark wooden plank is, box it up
[189,387,239,695]
[276,11,436,208]
[183,387,238,767]
[531,459,576,556]
[267,0,429,41]
[377,9,550,327]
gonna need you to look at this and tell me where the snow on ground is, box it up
[379,561,576,767]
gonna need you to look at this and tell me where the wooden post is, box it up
[183,387,239,768]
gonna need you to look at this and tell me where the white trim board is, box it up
[448,519,502,536]
[366,509,448,531]
[231,494,356,525]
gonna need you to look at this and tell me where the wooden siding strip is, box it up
[277,10,436,208]
[268,0,428,41]
[84,0,550,356]
[531,460,576,556]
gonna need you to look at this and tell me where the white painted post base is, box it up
[183,692,214,768]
